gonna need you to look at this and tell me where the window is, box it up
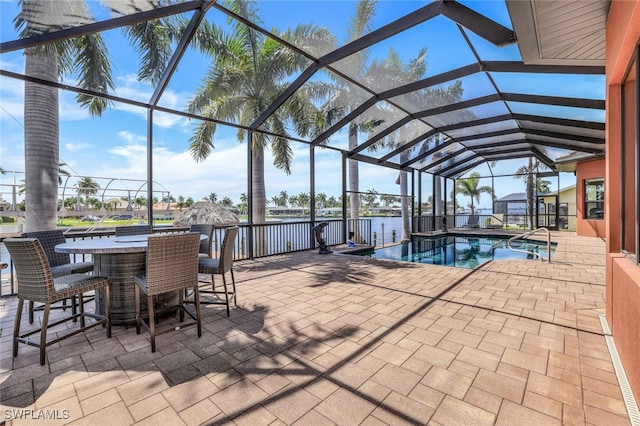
[585,178,605,219]
[621,45,638,262]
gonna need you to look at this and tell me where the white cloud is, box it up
[64,142,93,152]
[116,130,146,144]
[111,75,192,129]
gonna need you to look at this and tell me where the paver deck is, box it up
[0,232,633,425]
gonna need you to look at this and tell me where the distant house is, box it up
[369,206,402,216]
[266,206,309,216]
[318,207,342,217]
[494,188,576,231]
[494,192,527,216]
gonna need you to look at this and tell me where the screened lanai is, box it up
[0,0,606,250]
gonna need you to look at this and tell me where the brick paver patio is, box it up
[0,232,633,425]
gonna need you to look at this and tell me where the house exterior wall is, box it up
[575,159,606,238]
[605,0,640,404]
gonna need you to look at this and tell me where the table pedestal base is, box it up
[93,253,179,325]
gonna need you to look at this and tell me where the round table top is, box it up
[55,234,206,255]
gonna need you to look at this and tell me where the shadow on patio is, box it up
[0,232,631,425]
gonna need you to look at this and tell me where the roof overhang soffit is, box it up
[506,0,610,67]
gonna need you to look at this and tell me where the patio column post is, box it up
[444,178,448,230]
[310,145,317,247]
[146,109,154,225]
[417,170,422,216]
[450,178,454,224]
[432,173,436,232]
[342,152,347,243]
[411,169,415,232]
[247,130,253,259]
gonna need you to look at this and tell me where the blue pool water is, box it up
[349,235,556,269]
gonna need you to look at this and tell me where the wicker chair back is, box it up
[144,232,200,296]
[189,224,214,256]
[4,238,53,303]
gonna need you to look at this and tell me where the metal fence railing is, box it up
[1,218,373,296]
[413,214,577,232]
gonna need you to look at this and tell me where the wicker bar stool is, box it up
[23,230,95,324]
[189,224,214,258]
[194,226,239,317]
[116,225,153,237]
[115,225,153,237]
[134,232,201,353]
[5,238,111,365]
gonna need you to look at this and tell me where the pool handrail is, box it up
[507,227,551,262]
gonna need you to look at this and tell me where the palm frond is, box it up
[188,120,217,162]
[73,33,115,116]
[348,0,377,41]
[123,19,173,85]
[16,0,92,38]
[270,134,293,175]
[224,0,264,66]
[280,23,336,60]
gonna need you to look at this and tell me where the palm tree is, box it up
[317,0,381,222]
[15,1,179,232]
[238,193,248,215]
[15,1,114,231]
[455,172,493,215]
[278,191,289,207]
[74,176,101,210]
[58,162,71,185]
[187,0,333,227]
[373,47,464,241]
[315,192,327,210]
[535,177,552,193]
[513,156,548,229]
[296,192,310,207]
[361,189,378,212]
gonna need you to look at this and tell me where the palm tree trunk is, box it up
[252,148,266,223]
[252,148,267,256]
[24,47,59,232]
[435,176,442,216]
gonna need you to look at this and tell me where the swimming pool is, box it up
[348,234,556,269]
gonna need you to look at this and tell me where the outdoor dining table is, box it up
[55,233,206,325]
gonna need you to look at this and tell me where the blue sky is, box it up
[0,0,603,209]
